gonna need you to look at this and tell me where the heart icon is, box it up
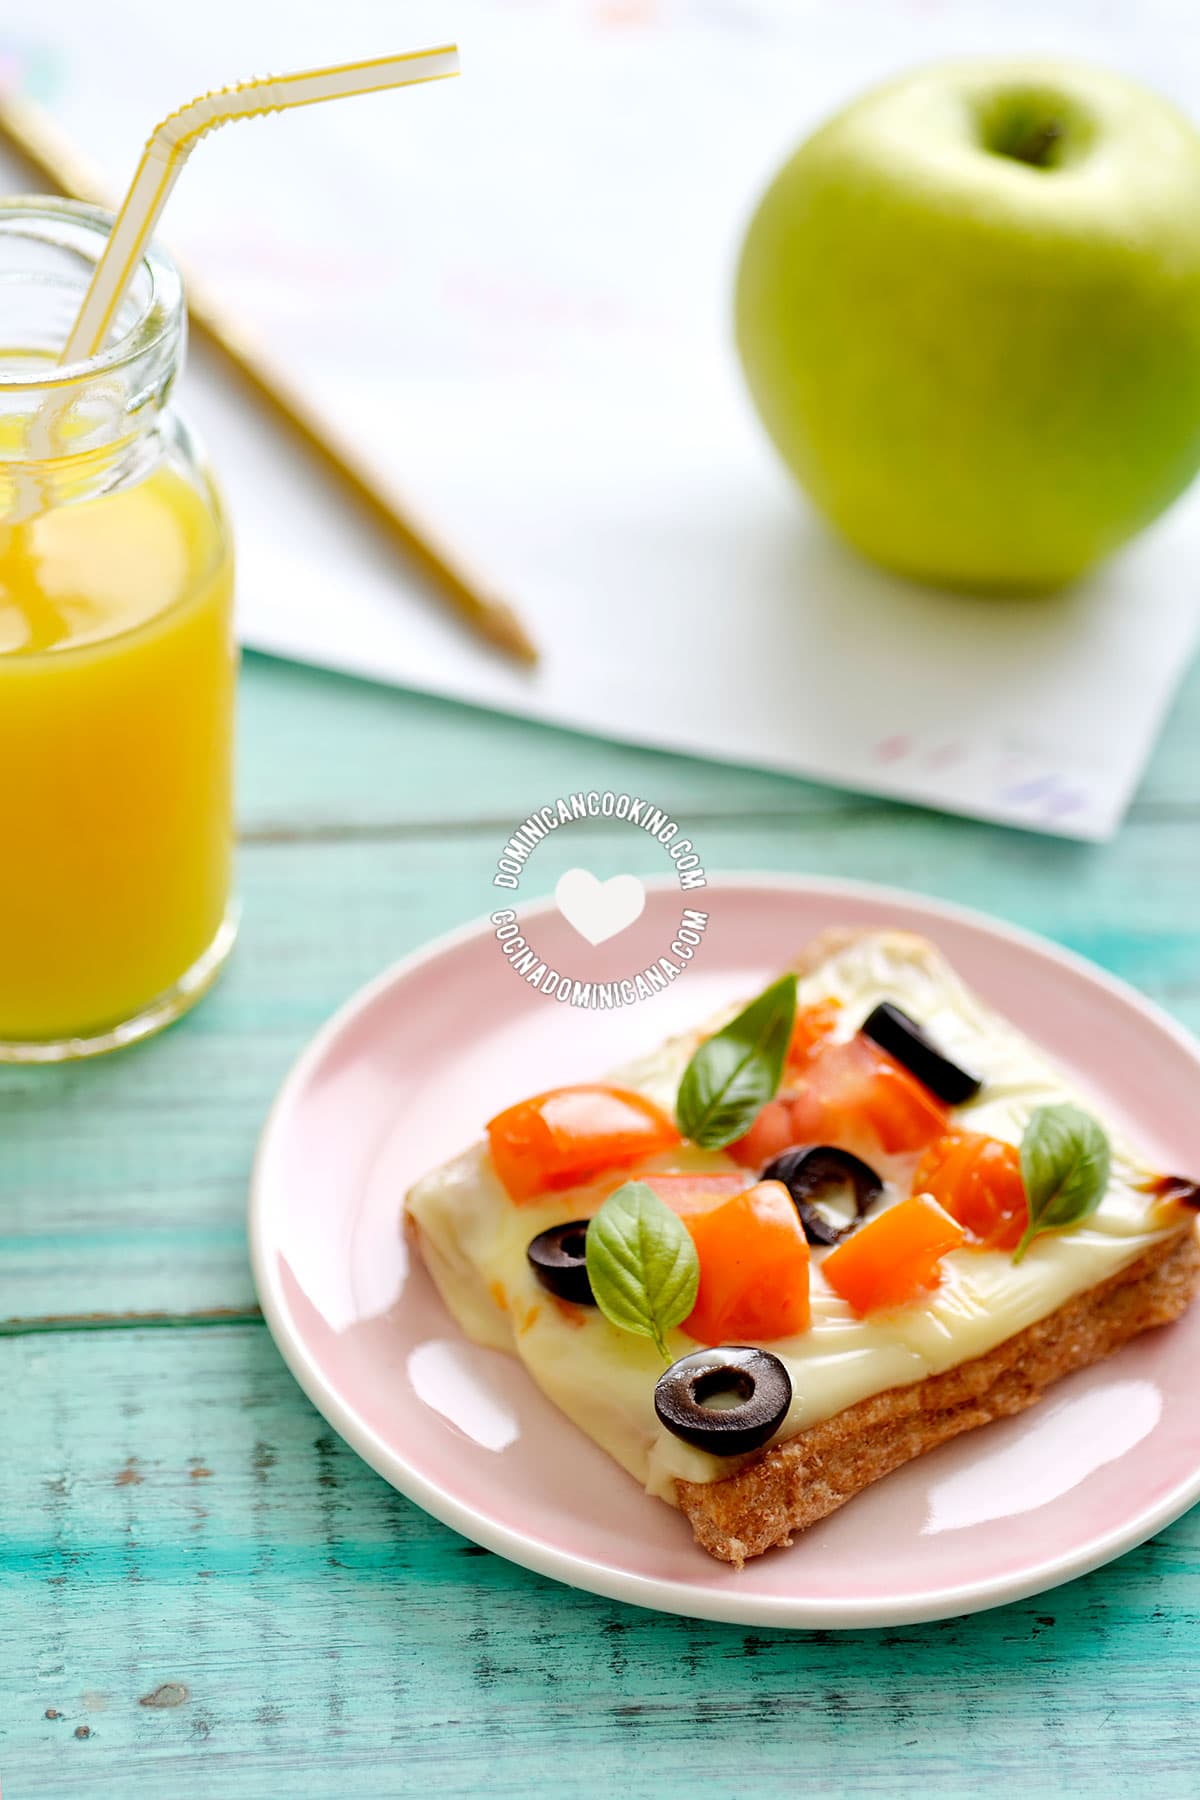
[555,869,646,946]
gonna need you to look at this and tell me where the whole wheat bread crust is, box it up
[676,1225,1200,1567]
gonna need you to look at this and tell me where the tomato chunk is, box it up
[486,1085,680,1202]
[727,1097,799,1169]
[673,1180,811,1345]
[731,1033,949,1167]
[914,1132,1027,1251]
[822,1195,965,1316]
[787,999,841,1066]
[636,1171,751,1214]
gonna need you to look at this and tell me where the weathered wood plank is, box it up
[3,1323,1199,1800]
[4,803,1200,1328]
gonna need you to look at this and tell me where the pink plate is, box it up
[249,876,1200,1626]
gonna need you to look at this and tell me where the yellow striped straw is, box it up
[61,45,460,364]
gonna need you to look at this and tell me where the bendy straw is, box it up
[61,47,460,363]
[0,52,540,666]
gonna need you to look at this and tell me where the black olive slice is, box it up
[861,1001,982,1106]
[1144,1174,1200,1209]
[760,1144,884,1246]
[526,1219,595,1305]
[655,1346,792,1456]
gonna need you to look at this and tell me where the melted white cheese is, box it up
[406,931,1188,1503]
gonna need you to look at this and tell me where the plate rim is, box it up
[248,872,1200,1628]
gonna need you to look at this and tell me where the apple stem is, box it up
[1004,118,1064,169]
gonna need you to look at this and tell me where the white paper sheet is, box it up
[3,0,1200,838]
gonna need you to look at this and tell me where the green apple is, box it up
[735,59,1200,590]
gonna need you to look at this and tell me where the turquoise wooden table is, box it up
[4,648,1200,1798]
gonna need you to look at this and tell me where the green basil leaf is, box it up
[585,1181,700,1360]
[1014,1102,1112,1263]
[676,973,798,1150]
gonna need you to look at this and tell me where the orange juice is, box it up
[0,198,236,1058]
[0,463,235,1047]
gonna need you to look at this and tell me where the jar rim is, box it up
[0,195,183,390]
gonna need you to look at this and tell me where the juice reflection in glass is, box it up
[0,200,236,1059]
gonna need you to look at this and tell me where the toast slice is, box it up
[406,926,1200,1563]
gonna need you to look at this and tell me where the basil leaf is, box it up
[1014,1103,1112,1263]
[585,1181,700,1360]
[676,973,798,1150]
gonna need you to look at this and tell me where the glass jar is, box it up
[0,198,237,1061]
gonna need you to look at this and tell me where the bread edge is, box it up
[676,1223,1200,1566]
